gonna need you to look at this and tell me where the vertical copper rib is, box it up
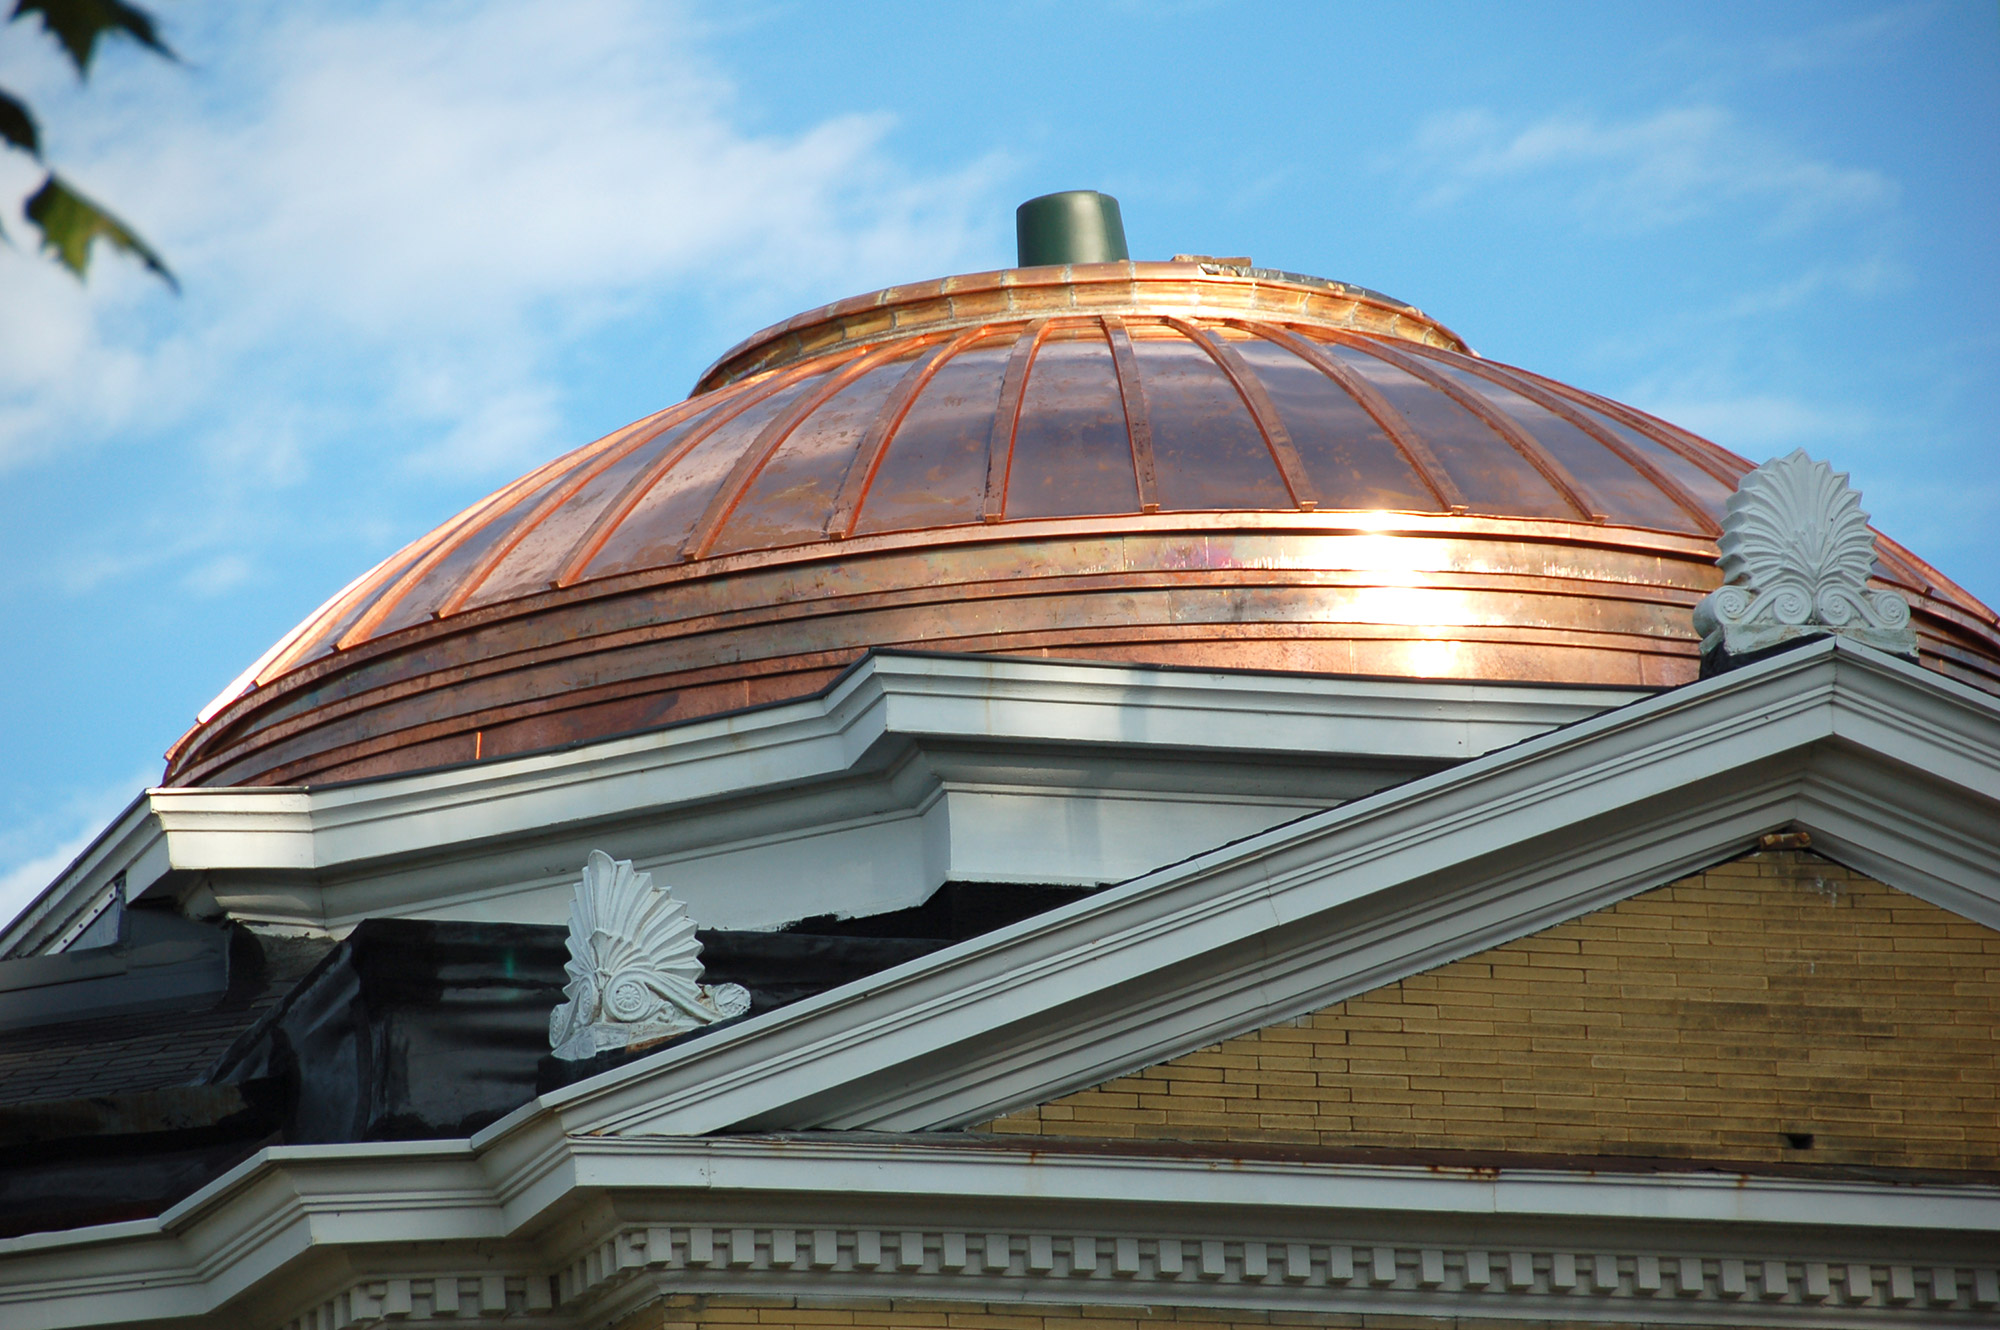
[1103,315,1159,514]
[1246,322,1465,513]
[1165,317,1317,512]
[982,320,1051,523]
[1333,333,1602,522]
[264,556,424,678]
[432,402,695,618]
[332,431,634,651]
[1870,540,1934,598]
[1396,343,1721,537]
[1503,364,1750,486]
[683,343,904,562]
[551,367,819,588]
[242,565,379,691]
[826,326,991,540]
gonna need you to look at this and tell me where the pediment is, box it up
[983,846,2000,1172]
[501,638,2000,1145]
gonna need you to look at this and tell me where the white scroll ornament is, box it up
[1692,449,1915,662]
[548,850,750,1061]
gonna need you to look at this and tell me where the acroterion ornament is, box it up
[1694,449,1917,670]
[548,850,749,1061]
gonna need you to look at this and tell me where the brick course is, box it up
[982,851,2000,1170]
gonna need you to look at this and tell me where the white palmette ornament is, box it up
[1693,449,1916,663]
[548,850,750,1061]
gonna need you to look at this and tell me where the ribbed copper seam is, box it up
[1165,316,1317,511]
[165,276,2000,790]
[1239,323,1465,513]
[1102,315,1158,514]
[982,320,1051,524]
[1332,333,1601,521]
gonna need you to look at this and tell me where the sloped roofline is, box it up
[6,637,1999,1330]
[1,652,1642,955]
[493,636,2000,1147]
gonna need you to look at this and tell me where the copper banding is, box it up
[1103,315,1159,514]
[1166,317,1317,511]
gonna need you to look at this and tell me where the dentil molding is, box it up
[282,1223,2000,1330]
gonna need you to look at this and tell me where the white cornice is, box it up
[4,642,1998,1329]
[3,653,1642,952]
[3,1135,1993,1330]
[489,638,1999,1139]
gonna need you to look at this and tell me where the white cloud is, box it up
[183,552,257,596]
[0,833,99,940]
[1717,258,1907,319]
[0,770,151,939]
[1763,2,1938,72]
[1397,105,1894,233]
[1627,392,1855,455]
[1,0,1009,562]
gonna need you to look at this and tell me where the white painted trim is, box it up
[4,642,1997,1329]
[2,1135,1993,1330]
[3,653,1642,952]
[0,794,158,957]
[491,638,2000,1138]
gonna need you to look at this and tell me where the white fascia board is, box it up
[4,1135,1993,1330]
[279,654,1645,871]
[556,1136,2000,1235]
[497,639,1999,1140]
[5,653,1640,950]
[147,790,316,870]
[0,1142,490,1330]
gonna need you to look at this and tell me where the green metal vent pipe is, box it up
[1016,190,1129,267]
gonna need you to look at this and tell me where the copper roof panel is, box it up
[709,346,923,556]
[358,471,575,640]
[1225,336,1441,513]
[161,260,2000,788]
[1325,343,1576,520]
[281,427,628,667]
[1003,326,1141,521]
[294,540,437,666]
[1430,364,1693,532]
[582,375,819,579]
[847,334,1013,536]
[450,410,697,612]
[1575,407,1738,513]
[1129,328,1291,511]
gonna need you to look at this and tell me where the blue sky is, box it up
[2,1,1995,926]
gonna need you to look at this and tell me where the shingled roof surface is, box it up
[0,930,334,1106]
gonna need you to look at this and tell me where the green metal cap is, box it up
[1015,190,1130,267]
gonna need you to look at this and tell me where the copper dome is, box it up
[167,260,2000,788]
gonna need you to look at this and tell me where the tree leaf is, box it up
[0,88,39,156]
[10,0,175,77]
[24,171,176,290]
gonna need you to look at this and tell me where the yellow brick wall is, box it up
[617,1295,1703,1330]
[982,850,2000,1170]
